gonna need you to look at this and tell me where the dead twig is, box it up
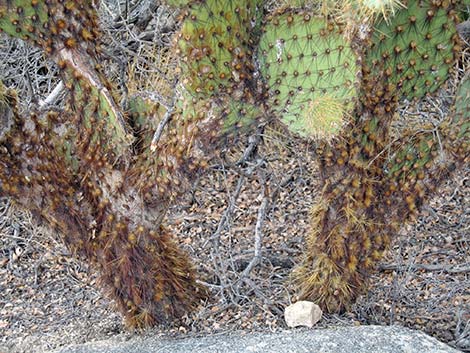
[236,130,262,165]
[379,262,470,274]
[457,20,470,45]
[203,172,246,249]
[150,81,178,151]
[237,171,269,281]
[204,138,263,249]
[39,81,64,108]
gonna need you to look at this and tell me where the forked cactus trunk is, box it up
[0,0,207,327]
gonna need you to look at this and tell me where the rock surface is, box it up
[284,301,322,328]
[49,325,460,353]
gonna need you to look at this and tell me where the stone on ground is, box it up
[284,301,322,328]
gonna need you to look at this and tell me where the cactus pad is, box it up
[220,99,265,133]
[176,0,262,99]
[258,11,360,138]
[0,0,100,55]
[365,0,460,101]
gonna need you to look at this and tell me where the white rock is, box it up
[284,301,322,328]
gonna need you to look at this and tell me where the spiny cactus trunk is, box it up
[294,70,469,312]
[0,0,208,327]
[292,0,468,312]
[0,0,265,328]
[293,77,399,311]
[0,71,206,330]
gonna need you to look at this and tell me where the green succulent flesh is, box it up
[177,0,263,98]
[174,88,263,137]
[0,0,100,56]
[220,99,264,133]
[0,1,49,43]
[258,12,359,138]
[366,0,459,101]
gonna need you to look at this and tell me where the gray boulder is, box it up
[50,325,460,353]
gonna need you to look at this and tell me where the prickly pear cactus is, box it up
[364,0,460,100]
[293,80,399,312]
[292,0,468,313]
[0,0,101,56]
[387,71,469,205]
[0,0,207,328]
[176,0,262,99]
[258,10,360,138]
[294,67,469,313]
[1,0,469,329]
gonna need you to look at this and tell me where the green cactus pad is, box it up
[127,96,163,141]
[0,0,100,54]
[381,73,469,229]
[0,1,48,43]
[258,11,360,138]
[220,99,265,133]
[177,0,263,98]
[365,0,460,101]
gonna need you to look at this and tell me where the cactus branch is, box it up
[294,69,469,313]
